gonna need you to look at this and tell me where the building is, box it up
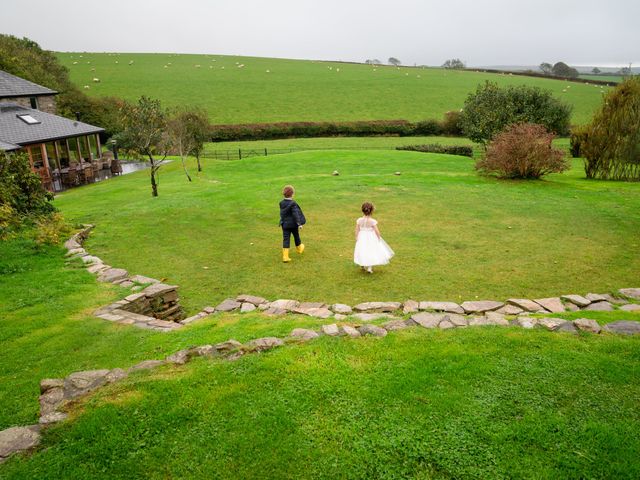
[0,70,106,191]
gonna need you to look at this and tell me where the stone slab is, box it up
[604,321,640,335]
[584,301,614,312]
[507,298,543,312]
[561,294,591,307]
[573,318,602,334]
[460,301,504,314]
[418,301,465,314]
[358,324,388,337]
[534,297,565,313]
[331,304,353,315]
[236,294,268,305]
[353,302,402,312]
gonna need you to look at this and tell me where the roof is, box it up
[0,70,58,98]
[0,102,103,149]
[0,140,20,151]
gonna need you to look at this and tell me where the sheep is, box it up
[83,85,90,89]
[92,78,100,83]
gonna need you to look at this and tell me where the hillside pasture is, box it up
[58,53,608,125]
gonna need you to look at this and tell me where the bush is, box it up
[414,119,443,135]
[570,126,589,158]
[33,212,71,245]
[460,81,572,145]
[441,110,463,135]
[396,144,474,157]
[1,152,56,239]
[475,123,569,179]
[581,77,640,181]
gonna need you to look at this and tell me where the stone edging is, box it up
[66,225,640,333]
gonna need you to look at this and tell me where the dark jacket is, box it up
[279,199,306,228]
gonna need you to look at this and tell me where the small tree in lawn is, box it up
[388,57,401,66]
[592,67,601,75]
[476,123,569,179]
[167,107,210,179]
[116,96,168,197]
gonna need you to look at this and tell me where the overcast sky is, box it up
[2,0,638,67]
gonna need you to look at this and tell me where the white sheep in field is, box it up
[195,65,201,68]
[266,69,270,73]
[238,64,245,68]
[221,66,225,69]
[129,60,134,65]
[73,61,78,65]
[336,68,340,72]
[83,85,90,89]
[115,61,119,64]
[93,78,100,83]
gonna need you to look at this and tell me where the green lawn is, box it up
[579,74,622,83]
[57,52,608,125]
[52,150,639,315]
[1,150,640,477]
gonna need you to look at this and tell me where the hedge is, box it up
[395,144,474,157]
[210,117,462,142]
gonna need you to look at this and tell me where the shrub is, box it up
[581,77,640,180]
[441,110,463,135]
[1,152,56,238]
[475,123,569,179]
[414,119,443,136]
[33,212,71,245]
[460,81,572,145]
[570,125,589,158]
[396,144,474,157]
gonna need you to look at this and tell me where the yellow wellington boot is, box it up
[296,243,305,254]
[282,248,291,263]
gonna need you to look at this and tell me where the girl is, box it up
[354,202,394,273]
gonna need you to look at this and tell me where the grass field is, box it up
[51,150,640,315]
[579,74,622,83]
[0,234,639,478]
[2,150,640,477]
[57,52,608,125]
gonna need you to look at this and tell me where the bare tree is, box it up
[539,62,553,75]
[442,58,466,69]
[388,57,401,66]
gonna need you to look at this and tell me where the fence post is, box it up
[264,148,268,156]
[238,148,242,160]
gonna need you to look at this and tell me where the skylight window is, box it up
[17,114,40,125]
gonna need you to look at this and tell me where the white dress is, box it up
[354,217,395,267]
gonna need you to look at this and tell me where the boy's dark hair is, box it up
[361,202,374,215]
[283,185,295,198]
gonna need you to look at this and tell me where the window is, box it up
[45,142,59,170]
[56,140,70,168]
[17,114,40,125]
[30,97,38,109]
[29,145,45,169]
[79,136,90,160]
[88,135,100,159]
[67,138,80,163]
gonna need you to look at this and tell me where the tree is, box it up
[388,57,401,66]
[115,97,169,197]
[581,77,640,180]
[442,58,465,69]
[475,123,569,179]
[551,61,579,78]
[592,67,601,75]
[459,81,572,145]
[166,107,210,180]
[539,62,553,75]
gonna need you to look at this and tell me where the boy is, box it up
[279,185,306,262]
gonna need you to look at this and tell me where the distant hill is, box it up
[58,52,612,125]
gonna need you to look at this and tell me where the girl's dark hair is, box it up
[282,185,295,198]
[361,202,374,215]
